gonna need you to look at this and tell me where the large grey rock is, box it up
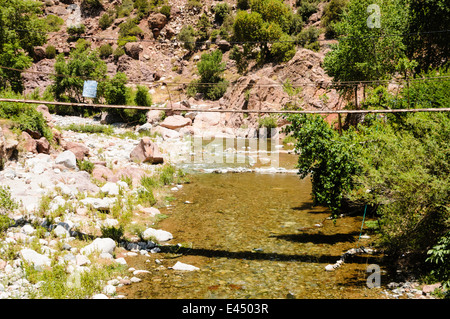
[55,150,77,169]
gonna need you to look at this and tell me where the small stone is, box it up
[115,257,127,265]
[130,277,142,283]
[171,261,199,271]
[103,284,116,295]
[92,293,109,299]
[325,264,335,271]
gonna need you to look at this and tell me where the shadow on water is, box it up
[274,231,360,245]
[158,244,382,265]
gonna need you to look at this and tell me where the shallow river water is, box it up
[118,141,387,299]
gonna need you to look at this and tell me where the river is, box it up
[118,138,386,299]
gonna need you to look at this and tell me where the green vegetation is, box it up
[45,45,57,59]
[50,40,107,104]
[285,66,450,288]
[63,123,114,135]
[99,12,115,30]
[282,0,450,292]
[0,90,53,141]
[0,185,18,215]
[0,0,47,92]
[214,3,231,25]
[134,85,152,106]
[98,44,113,59]
[45,14,64,32]
[177,25,196,51]
[188,50,228,100]
[77,159,95,174]
[321,0,348,38]
[231,0,298,72]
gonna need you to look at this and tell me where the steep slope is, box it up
[23,0,337,129]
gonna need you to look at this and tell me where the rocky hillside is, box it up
[24,0,339,129]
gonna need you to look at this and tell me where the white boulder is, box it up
[171,261,199,271]
[142,228,173,242]
[55,150,77,169]
[20,249,51,270]
[80,238,116,256]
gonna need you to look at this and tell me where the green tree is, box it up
[196,13,212,42]
[250,0,294,33]
[0,0,47,92]
[134,85,152,106]
[177,25,196,51]
[102,72,128,105]
[405,0,450,72]
[214,3,231,25]
[50,40,107,103]
[321,0,348,39]
[188,50,228,100]
[324,0,408,88]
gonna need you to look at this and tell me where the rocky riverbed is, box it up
[0,111,441,299]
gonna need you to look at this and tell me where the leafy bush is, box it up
[45,45,57,59]
[119,18,143,39]
[270,33,296,62]
[196,13,212,41]
[0,185,18,215]
[113,46,125,60]
[296,0,319,21]
[321,0,348,38]
[426,232,450,290]
[50,40,107,104]
[67,24,86,41]
[134,85,152,106]
[98,44,113,59]
[0,214,14,234]
[45,14,64,32]
[102,72,129,105]
[134,0,150,20]
[177,25,196,51]
[115,0,134,17]
[99,12,115,30]
[214,3,231,25]
[237,0,250,10]
[188,50,228,100]
[81,0,103,10]
[77,159,94,174]
[0,90,53,141]
[160,5,171,19]
[258,115,278,129]
[294,26,320,46]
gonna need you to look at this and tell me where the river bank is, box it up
[0,114,440,299]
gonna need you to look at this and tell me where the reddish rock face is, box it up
[21,131,37,154]
[36,137,50,154]
[160,115,192,130]
[62,141,90,160]
[129,137,164,164]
